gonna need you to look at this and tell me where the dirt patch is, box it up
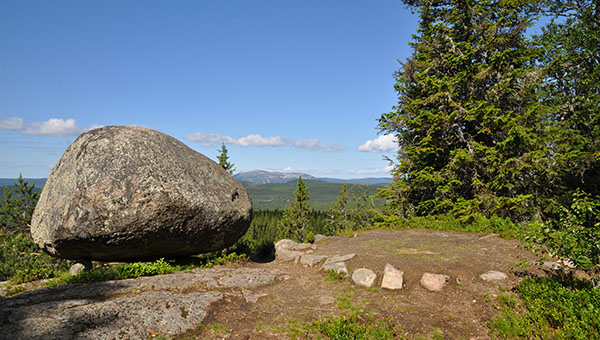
[185,229,542,339]
[0,229,545,339]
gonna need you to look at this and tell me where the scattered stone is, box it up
[314,234,329,243]
[276,249,304,262]
[322,254,356,266]
[241,289,268,303]
[352,268,377,288]
[69,263,86,276]
[478,233,498,240]
[322,262,348,276]
[542,261,562,271]
[420,273,449,292]
[299,255,327,267]
[30,125,252,261]
[381,264,404,290]
[479,270,508,281]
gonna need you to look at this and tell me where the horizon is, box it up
[0,1,418,180]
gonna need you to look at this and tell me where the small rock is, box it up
[314,234,329,243]
[322,262,348,276]
[322,254,356,267]
[420,273,449,292]
[543,261,562,271]
[69,263,87,276]
[242,289,268,303]
[478,233,498,240]
[381,264,404,290]
[352,268,376,288]
[299,255,327,267]
[275,248,304,262]
[479,270,508,281]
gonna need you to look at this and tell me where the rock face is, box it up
[30,126,252,261]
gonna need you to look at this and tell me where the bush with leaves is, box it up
[0,176,70,283]
[535,191,600,280]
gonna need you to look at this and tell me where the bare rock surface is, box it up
[31,125,252,261]
[381,263,404,290]
[0,267,283,340]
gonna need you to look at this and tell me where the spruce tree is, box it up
[280,177,311,241]
[217,142,235,174]
[378,0,545,220]
[538,0,600,203]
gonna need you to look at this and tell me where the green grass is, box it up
[489,276,600,339]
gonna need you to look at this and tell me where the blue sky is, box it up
[0,1,418,179]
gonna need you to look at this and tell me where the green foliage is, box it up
[1,174,39,233]
[242,179,385,211]
[280,177,312,241]
[0,176,70,283]
[375,214,524,240]
[378,0,545,221]
[537,0,600,201]
[47,258,175,286]
[490,276,600,339]
[327,184,382,233]
[0,231,70,283]
[311,315,399,340]
[217,142,235,174]
[532,191,600,278]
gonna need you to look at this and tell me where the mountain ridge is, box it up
[234,170,391,185]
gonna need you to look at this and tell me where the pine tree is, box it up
[538,0,600,203]
[280,177,311,241]
[217,142,235,174]
[327,184,350,232]
[378,0,545,220]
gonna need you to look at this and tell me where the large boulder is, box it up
[31,126,252,261]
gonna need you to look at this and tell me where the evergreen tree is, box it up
[217,142,235,174]
[327,184,350,232]
[378,0,545,220]
[537,0,600,204]
[280,177,311,241]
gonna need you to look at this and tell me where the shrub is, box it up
[534,190,600,279]
[490,276,600,339]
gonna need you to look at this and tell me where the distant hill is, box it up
[241,179,386,210]
[316,177,392,185]
[234,170,315,184]
[234,170,392,185]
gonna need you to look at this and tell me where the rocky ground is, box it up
[0,229,548,339]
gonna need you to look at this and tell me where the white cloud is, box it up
[0,117,24,130]
[185,132,342,151]
[290,138,344,152]
[0,116,99,137]
[236,134,285,147]
[358,134,398,152]
[22,118,85,137]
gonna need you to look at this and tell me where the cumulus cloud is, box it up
[0,117,100,137]
[0,117,24,130]
[22,118,85,137]
[290,139,344,152]
[185,132,343,151]
[358,134,398,152]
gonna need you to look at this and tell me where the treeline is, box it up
[378,0,599,222]
[377,0,600,278]
[235,179,380,255]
